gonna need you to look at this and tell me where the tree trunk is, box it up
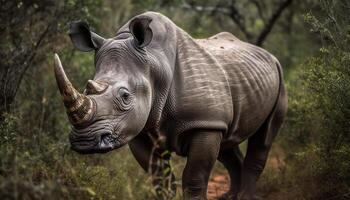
[0,64,27,123]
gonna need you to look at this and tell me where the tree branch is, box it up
[181,1,253,41]
[255,0,294,46]
[250,0,266,22]
[181,3,231,14]
[181,0,294,46]
[228,0,253,40]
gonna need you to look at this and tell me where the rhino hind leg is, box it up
[129,133,176,200]
[239,135,271,200]
[217,146,244,200]
[239,87,287,200]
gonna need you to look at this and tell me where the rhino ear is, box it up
[69,21,105,52]
[129,17,153,48]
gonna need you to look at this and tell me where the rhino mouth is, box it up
[69,121,123,154]
[70,133,121,154]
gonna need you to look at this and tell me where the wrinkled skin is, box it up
[69,40,154,153]
[54,12,287,200]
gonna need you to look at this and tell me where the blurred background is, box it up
[0,0,349,199]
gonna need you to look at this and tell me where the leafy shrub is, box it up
[265,1,350,199]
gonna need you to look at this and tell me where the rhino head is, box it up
[54,17,159,153]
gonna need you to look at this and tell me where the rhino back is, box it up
[197,32,281,144]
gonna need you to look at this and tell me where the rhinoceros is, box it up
[53,11,287,200]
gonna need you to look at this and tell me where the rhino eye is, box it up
[122,92,129,100]
[118,88,132,105]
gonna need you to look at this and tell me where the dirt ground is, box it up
[207,171,230,200]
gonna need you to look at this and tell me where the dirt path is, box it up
[207,144,285,200]
[207,172,230,200]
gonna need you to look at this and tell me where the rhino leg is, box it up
[239,135,271,200]
[217,146,244,200]
[129,133,176,200]
[182,131,222,200]
[240,88,287,200]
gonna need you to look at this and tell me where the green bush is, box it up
[266,1,350,199]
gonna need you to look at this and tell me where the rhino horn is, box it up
[85,80,108,95]
[53,53,94,126]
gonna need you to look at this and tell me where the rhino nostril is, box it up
[99,133,115,149]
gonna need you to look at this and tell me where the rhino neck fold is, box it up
[172,28,233,116]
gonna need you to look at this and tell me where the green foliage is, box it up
[0,0,104,119]
[302,0,350,195]
[303,49,350,196]
[265,1,350,199]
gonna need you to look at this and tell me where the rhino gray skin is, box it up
[54,11,287,200]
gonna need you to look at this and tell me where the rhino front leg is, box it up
[129,133,176,200]
[182,131,222,200]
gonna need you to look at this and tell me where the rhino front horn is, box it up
[53,53,94,126]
